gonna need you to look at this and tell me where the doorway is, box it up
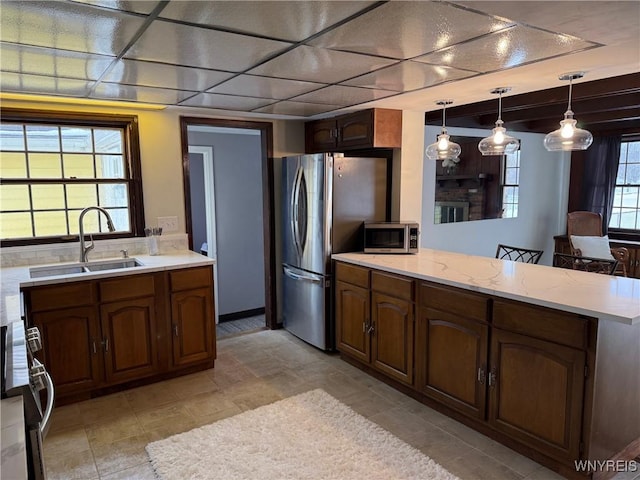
[180,117,276,330]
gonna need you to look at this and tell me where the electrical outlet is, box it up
[157,216,178,232]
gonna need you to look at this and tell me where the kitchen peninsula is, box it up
[333,250,640,479]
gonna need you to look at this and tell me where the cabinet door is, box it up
[338,110,374,150]
[335,280,370,363]
[415,307,488,419]
[100,297,159,384]
[371,292,414,385]
[489,329,585,462]
[305,118,337,153]
[171,288,215,366]
[32,307,102,396]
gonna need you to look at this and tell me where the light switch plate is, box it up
[157,216,178,232]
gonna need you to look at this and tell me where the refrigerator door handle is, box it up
[290,165,303,259]
[283,265,323,285]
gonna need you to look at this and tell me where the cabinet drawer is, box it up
[29,282,96,312]
[493,300,588,349]
[99,274,155,302]
[170,266,212,292]
[335,262,369,289]
[419,283,487,322]
[371,271,414,301]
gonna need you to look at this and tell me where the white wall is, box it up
[421,125,571,265]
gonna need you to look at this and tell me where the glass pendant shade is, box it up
[544,72,593,152]
[544,110,593,151]
[478,87,520,156]
[426,100,461,161]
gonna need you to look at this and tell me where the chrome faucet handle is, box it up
[83,234,95,261]
[120,249,129,258]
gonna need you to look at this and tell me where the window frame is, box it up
[0,108,145,247]
[608,135,640,241]
[501,150,520,219]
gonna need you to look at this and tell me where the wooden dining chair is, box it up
[496,244,544,264]
[553,252,619,275]
[566,211,628,276]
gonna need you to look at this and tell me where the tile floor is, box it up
[216,315,266,340]
[43,329,610,480]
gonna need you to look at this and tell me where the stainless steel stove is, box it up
[1,322,54,479]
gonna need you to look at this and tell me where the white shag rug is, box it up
[145,389,460,480]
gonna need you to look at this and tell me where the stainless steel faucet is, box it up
[79,206,116,263]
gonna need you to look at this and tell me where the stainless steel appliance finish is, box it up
[281,153,388,350]
[2,322,54,480]
[364,222,420,253]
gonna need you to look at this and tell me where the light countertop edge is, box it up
[332,251,640,326]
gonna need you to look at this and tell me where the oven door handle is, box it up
[32,358,55,439]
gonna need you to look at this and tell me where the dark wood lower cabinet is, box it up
[100,296,159,384]
[371,291,413,385]
[24,265,216,403]
[335,280,370,363]
[415,307,488,419]
[334,261,597,479]
[32,306,102,396]
[171,288,214,366]
[489,328,586,462]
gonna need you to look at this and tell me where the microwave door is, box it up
[365,227,406,250]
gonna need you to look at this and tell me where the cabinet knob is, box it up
[367,322,375,335]
[102,338,109,352]
[173,324,179,337]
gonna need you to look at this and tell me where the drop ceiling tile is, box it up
[254,101,342,117]
[0,72,93,97]
[249,46,397,84]
[291,85,396,106]
[0,1,146,56]
[180,93,274,111]
[103,59,235,91]
[159,1,376,42]
[92,83,196,104]
[414,25,597,73]
[208,75,324,100]
[0,43,115,81]
[125,19,292,72]
[69,0,159,15]
[342,61,477,92]
[309,1,512,59]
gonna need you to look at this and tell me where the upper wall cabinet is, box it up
[305,108,402,153]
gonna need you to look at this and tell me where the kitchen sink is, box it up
[84,258,142,271]
[29,258,143,278]
[29,264,88,278]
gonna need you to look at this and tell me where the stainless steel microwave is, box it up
[364,222,419,253]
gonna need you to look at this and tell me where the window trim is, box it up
[608,136,640,241]
[0,108,145,247]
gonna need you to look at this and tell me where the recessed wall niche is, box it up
[434,136,515,223]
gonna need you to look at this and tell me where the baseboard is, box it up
[218,307,265,323]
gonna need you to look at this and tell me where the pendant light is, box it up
[544,72,593,151]
[478,87,520,156]
[426,100,461,161]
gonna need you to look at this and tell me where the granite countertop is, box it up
[0,251,215,327]
[332,250,640,325]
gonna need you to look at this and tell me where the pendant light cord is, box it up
[567,77,573,112]
[441,102,447,129]
[497,91,503,122]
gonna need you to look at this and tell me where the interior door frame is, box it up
[180,116,277,329]
[187,145,220,325]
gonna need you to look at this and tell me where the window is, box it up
[501,151,520,218]
[609,140,640,231]
[0,109,144,246]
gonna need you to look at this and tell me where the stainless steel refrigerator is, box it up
[281,153,388,350]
